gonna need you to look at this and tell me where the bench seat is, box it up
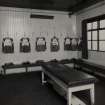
[73,59,105,78]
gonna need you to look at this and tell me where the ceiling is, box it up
[0,0,104,13]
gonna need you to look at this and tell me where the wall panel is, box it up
[0,7,78,68]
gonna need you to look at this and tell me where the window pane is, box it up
[92,31,97,40]
[100,19,105,28]
[87,31,91,40]
[99,41,105,51]
[87,23,92,30]
[92,41,97,50]
[88,41,91,50]
[99,30,105,40]
[92,21,97,29]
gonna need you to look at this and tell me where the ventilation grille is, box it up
[30,14,54,19]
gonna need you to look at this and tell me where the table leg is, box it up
[41,72,47,85]
[90,85,95,105]
[67,88,72,105]
[4,69,6,76]
[26,67,28,73]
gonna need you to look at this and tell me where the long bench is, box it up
[73,59,105,78]
[2,58,105,79]
[41,62,97,105]
[59,58,105,79]
[1,60,44,75]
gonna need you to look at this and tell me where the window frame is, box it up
[85,14,105,52]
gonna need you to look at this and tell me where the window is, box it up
[86,15,105,52]
[87,22,98,51]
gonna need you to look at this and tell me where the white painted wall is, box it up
[0,7,78,74]
[76,1,105,65]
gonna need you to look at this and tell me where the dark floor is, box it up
[0,72,105,105]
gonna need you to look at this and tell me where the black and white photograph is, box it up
[0,0,105,105]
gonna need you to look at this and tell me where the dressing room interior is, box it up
[0,0,105,105]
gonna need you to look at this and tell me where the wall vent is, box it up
[30,14,54,19]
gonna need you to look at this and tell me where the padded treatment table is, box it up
[41,62,97,105]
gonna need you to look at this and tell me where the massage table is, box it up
[41,62,97,105]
